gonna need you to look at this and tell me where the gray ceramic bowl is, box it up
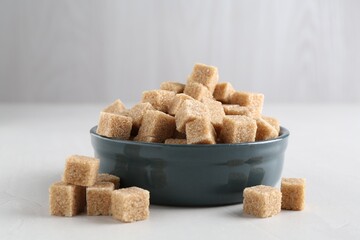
[90,126,289,206]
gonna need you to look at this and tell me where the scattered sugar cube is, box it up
[202,97,225,132]
[127,102,155,129]
[243,185,282,218]
[213,82,235,103]
[281,178,306,211]
[184,82,213,100]
[168,93,194,116]
[96,112,133,140]
[49,181,86,217]
[160,81,185,93]
[62,155,100,187]
[256,118,279,141]
[187,63,219,93]
[222,104,260,118]
[111,187,150,223]
[87,182,114,216]
[220,116,257,143]
[137,110,175,142]
[164,138,187,144]
[186,118,216,144]
[141,90,176,113]
[175,99,210,133]
[230,91,264,115]
[102,99,126,114]
[262,115,280,134]
[97,173,120,189]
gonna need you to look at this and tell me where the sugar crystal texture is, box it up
[213,82,235,103]
[160,81,185,93]
[87,182,114,216]
[187,63,219,93]
[164,138,187,144]
[262,115,280,134]
[62,155,100,187]
[49,181,86,217]
[111,187,150,223]
[255,118,278,141]
[201,97,225,132]
[126,102,155,129]
[97,173,120,189]
[281,178,306,210]
[186,118,216,144]
[168,93,194,116]
[230,92,264,115]
[243,185,282,218]
[222,104,260,118]
[219,116,257,143]
[96,112,132,139]
[102,99,126,114]
[141,90,176,113]
[175,99,210,133]
[184,82,213,101]
[137,110,175,142]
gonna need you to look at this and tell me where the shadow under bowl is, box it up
[90,126,289,206]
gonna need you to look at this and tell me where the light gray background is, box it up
[1,0,359,104]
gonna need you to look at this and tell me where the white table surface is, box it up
[0,103,359,240]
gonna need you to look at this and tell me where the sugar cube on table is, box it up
[168,93,194,116]
[96,112,133,140]
[186,118,216,144]
[97,173,120,189]
[201,97,225,133]
[102,99,126,114]
[255,118,279,141]
[111,187,150,223]
[160,81,185,93]
[62,155,99,187]
[175,99,210,133]
[184,82,213,101]
[230,91,264,115]
[219,115,257,143]
[49,181,86,217]
[187,63,219,93]
[243,185,282,218]
[137,110,175,142]
[141,90,176,113]
[213,82,235,103]
[281,178,306,211]
[87,182,115,216]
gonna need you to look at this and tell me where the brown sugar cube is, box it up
[187,63,219,93]
[111,187,150,223]
[96,112,132,140]
[222,105,261,119]
[164,138,187,144]
[97,173,120,189]
[49,182,86,217]
[168,93,194,116]
[184,82,213,101]
[102,99,126,114]
[243,185,282,218]
[127,102,155,129]
[87,182,114,216]
[220,116,257,143]
[186,118,216,144]
[175,99,210,133]
[141,90,176,113]
[201,97,225,132]
[134,135,162,143]
[230,91,264,115]
[137,110,175,142]
[213,82,235,103]
[281,178,306,211]
[173,130,186,139]
[262,115,280,134]
[160,81,185,93]
[256,118,279,141]
[62,155,100,187]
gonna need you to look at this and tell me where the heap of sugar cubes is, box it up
[96,63,280,144]
[49,155,150,223]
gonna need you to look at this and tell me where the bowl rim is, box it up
[90,126,289,148]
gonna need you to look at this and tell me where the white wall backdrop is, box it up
[0,0,359,103]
